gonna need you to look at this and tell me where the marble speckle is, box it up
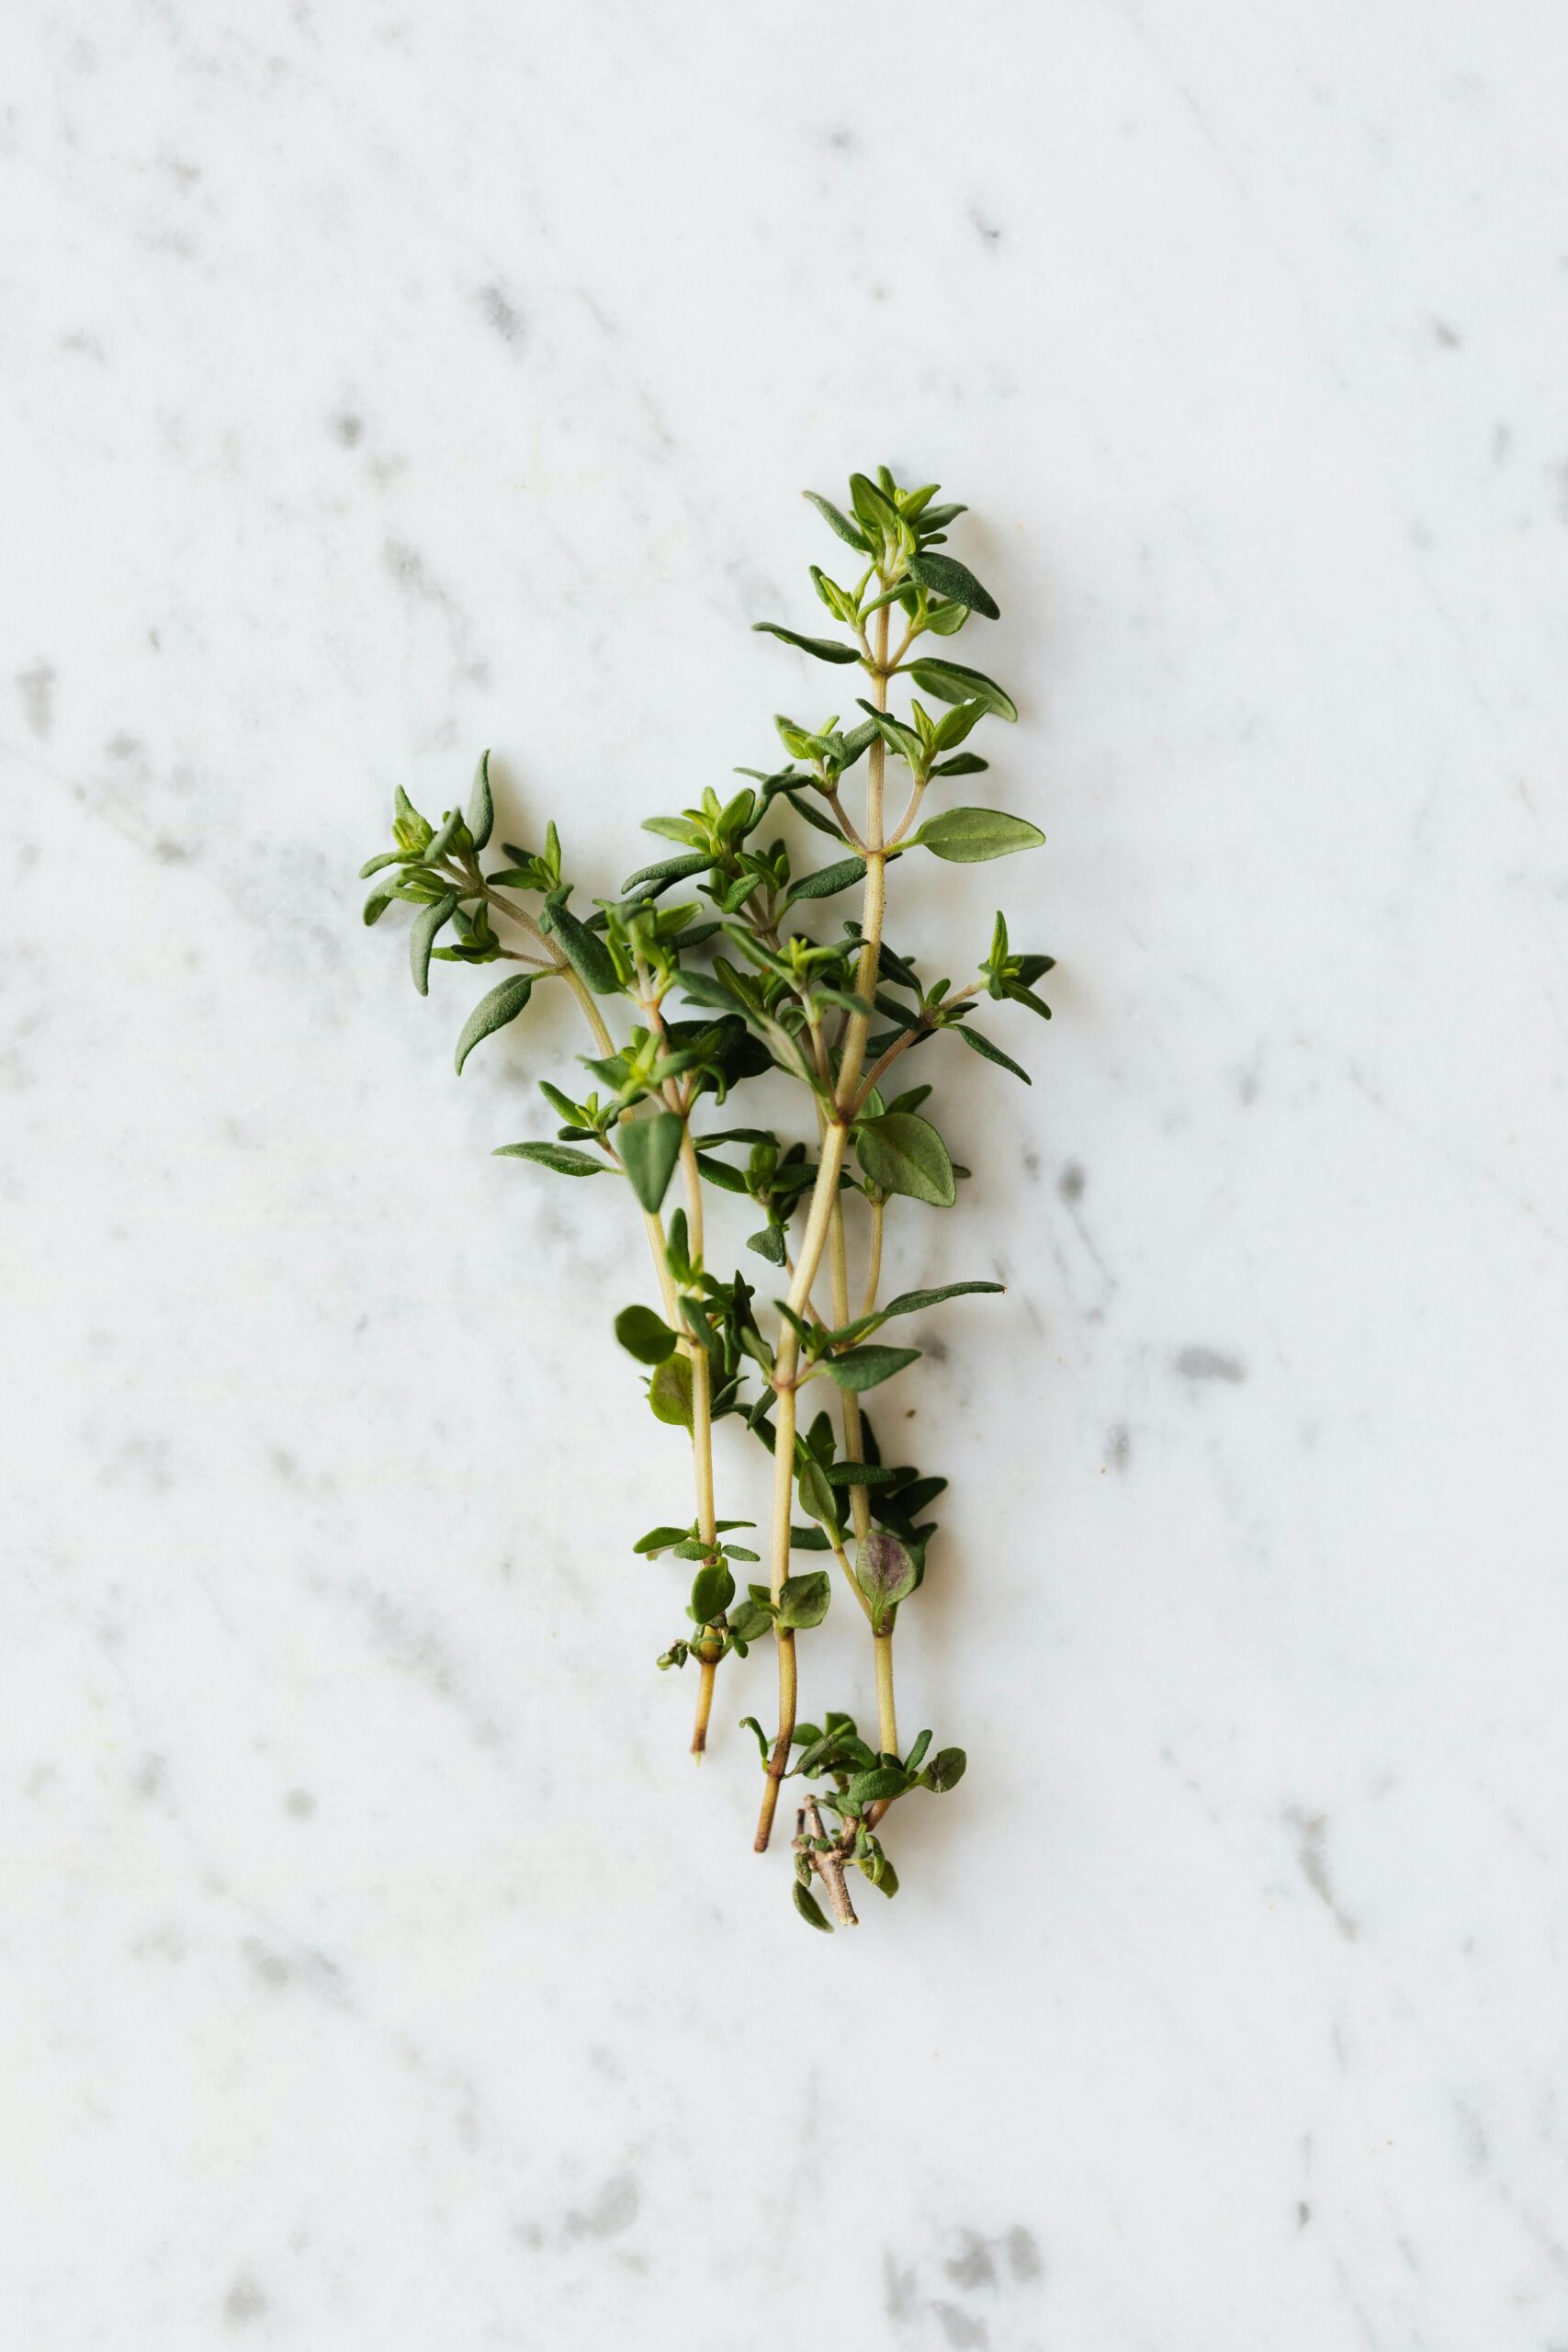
[5,3,1568,2349]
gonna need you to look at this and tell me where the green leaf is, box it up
[793,1881,833,1932]
[410,890,459,994]
[915,808,1043,865]
[922,1747,967,1792]
[796,1455,842,1535]
[539,898,620,993]
[493,1140,607,1176]
[904,659,1017,722]
[454,973,535,1074]
[804,490,871,552]
[363,884,397,925]
[907,551,999,620]
[633,1525,688,1555]
[694,1152,750,1195]
[752,622,863,665]
[826,1345,921,1393]
[853,1529,918,1629]
[690,1562,735,1623]
[619,1111,684,1213]
[619,851,711,895]
[777,1570,831,1630]
[787,855,866,903]
[648,1353,695,1430]
[466,749,494,851]
[844,1765,910,1808]
[904,1728,933,1773]
[615,1304,680,1364]
[748,1225,786,1265]
[957,1025,1032,1083]
[879,1280,1004,1317]
[739,1713,772,1761]
[855,1112,956,1207]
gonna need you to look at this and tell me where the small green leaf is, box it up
[634,1524,688,1555]
[739,1713,772,1761]
[410,890,459,994]
[493,1140,607,1176]
[904,659,1017,721]
[907,551,999,620]
[904,1728,933,1773]
[826,1345,921,1393]
[615,1304,680,1364]
[777,1570,831,1629]
[619,1111,684,1213]
[854,1529,918,1628]
[855,1112,956,1207]
[921,1747,967,1792]
[752,622,863,665]
[844,1765,910,1808]
[916,808,1044,865]
[454,973,535,1073]
[879,1280,1004,1317]
[694,1152,750,1195]
[747,1225,786,1265]
[793,1881,833,1932]
[539,899,620,993]
[957,1025,1032,1083]
[690,1562,735,1623]
[804,490,872,552]
[649,1352,695,1429]
[787,855,866,903]
[796,1455,842,1535]
[466,749,494,851]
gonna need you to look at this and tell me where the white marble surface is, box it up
[6,2,1568,2345]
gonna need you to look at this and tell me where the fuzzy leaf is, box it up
[466,749,494,851]
[493,1140,606,1176]
[787,855,866,903]
[854,1529,919,1628]
[855,1112,956,1207]
[619,1112,684,1213]
[957,1025,1032,1083]
[615,1305,680,1365]
[649,1352,695,1429]
[454,973,534,1074]
[690,1562,735,1623]
[916,808,1043,865]
[752,622,863,665]
[904,658,1017,721]
[539,899,620,993]
[907,551,999,620]
[804,490,871,552]
[879,1280,1004,1318]
[826,1345,921,1393]
[410,890,459,994]
[777,1569,831,1629]
[793,1882,833,1932]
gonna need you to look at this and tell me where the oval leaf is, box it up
[804,490,871,552]
[916,807,1043,865]
[493,1140,607,1176]
[648,1352,694,1429]
[539,899,620,992]
[690,1562,735,1623]
[615,1304,679,1365]
[855,1112,956,1207]
[620,1111,684,1213]
[826,1344,921,1393]
[906,550,999,620]
[787,855,866,903]
[879,1280,1004,1318]
[777,1569,831,1630]
[796,1455,842,1535]
[957,1025,1032,1083]
[905,658,1017,721]
[454,973,535,1074]
[854,1530,918,1629]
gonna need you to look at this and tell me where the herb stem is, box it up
[874,1630,898,1757]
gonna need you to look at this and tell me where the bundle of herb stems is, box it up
[359,466,1055,1929]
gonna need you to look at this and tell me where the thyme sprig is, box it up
[359,466,1053,1928]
